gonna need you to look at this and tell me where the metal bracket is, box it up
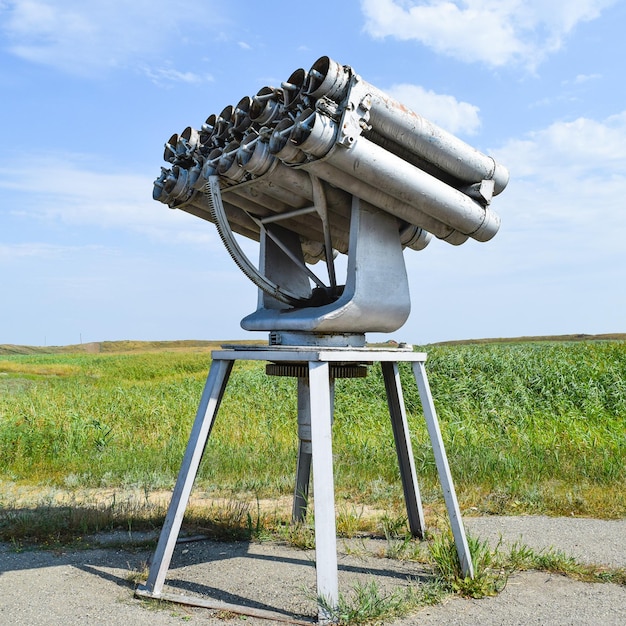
[241,196,411,334]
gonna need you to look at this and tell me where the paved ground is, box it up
[0,516,624,625]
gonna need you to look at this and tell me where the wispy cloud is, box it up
[0,153,216,246]
[387,83,481,135]
[361,0,617,69]
[0,0,222,76]
[496,112,626,180]
[141,65,214,87]
[492,111,626,260]
[0,242,106,261]
[571,73,602,84]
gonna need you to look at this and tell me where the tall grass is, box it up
[0,341,624,517]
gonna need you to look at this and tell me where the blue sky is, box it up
[1,0,625,346]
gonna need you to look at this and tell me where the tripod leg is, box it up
[411,361,474,578]
[308,361,338,623]
[381,361,425,538]
[293,377,312,523]
[139,358,234,597]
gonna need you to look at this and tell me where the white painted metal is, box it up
[308,361,339,623]
[138,347,474,624]
[140,358,233,596]
[411,360,474,579]
[153,56,508,253]
[135,589,313,625]
[145,53,495,622]
[216,346,426,362]
[152,57,508,341]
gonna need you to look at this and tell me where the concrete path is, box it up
[0,516,624,625]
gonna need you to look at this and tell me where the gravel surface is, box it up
[0,516,624,625]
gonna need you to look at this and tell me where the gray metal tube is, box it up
[249,86,283,125]
[282,68,308,110]
[305,56,509,194]
[155,151,352,252]
[164,133,178,163]
[236,138,353,232]
[298,159,468,245]
[238,138,352,222]
[291,113,499,241]
[266,122,465,244]
[333,137,499,241]
[365,87,509,195]
[259,169,352,233]
[268,112,465,243]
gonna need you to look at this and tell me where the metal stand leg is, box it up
[138,358,234,597]
[293,377,312,523]
[381,362,425,538]
[308,362,339,624]
[136,347,472,625]
[411,361,474,578]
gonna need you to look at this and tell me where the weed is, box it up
[318,579,446,625]
[505,541,626,586]
[0,491,166,546]
[429,530,506,597]
[186,498,265,542]
[276,520,316,550]
[126,560,150,585]
[336,505,371,538]
[379,514,414,560]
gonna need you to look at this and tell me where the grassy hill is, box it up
[1,333,624,356]
[0,339,257,356]
[435,333,626,346]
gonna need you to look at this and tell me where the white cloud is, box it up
[492,111,626,252]
[572,73,602,84]
[0,0,221,76]
[496,112,626,181]
[387,83,481,135]
[0,242,105,260]
[361,0,616,68]
[141,65,214,87]
[0,153,216,246]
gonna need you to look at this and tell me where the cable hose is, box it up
[204,176,304,306]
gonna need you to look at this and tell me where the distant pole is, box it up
[80,333,82,344]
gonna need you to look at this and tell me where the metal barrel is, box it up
[289,110,499,241]
[304,56,509,194]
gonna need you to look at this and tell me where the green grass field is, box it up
[1,338,624,521]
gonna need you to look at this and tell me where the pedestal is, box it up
[136,345,473,624]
